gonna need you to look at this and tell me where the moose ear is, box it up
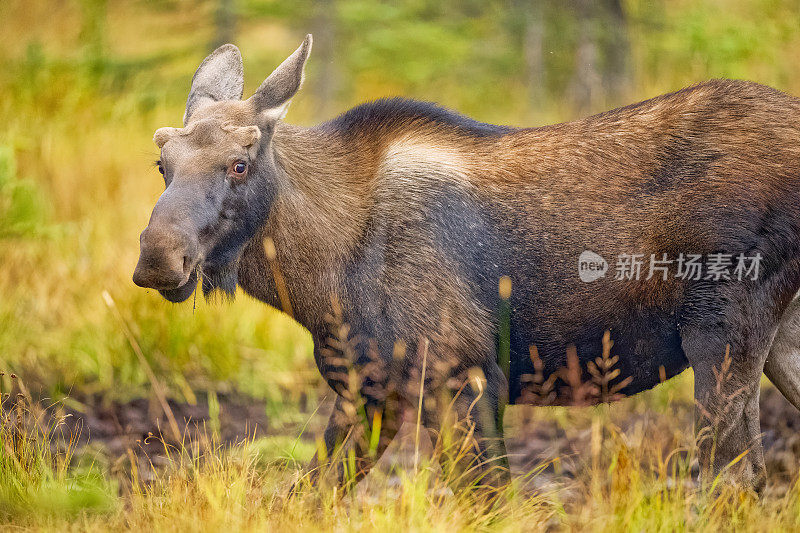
[248,35,312,123]
[184,44,244,125]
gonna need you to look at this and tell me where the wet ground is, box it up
[13,384,800,492]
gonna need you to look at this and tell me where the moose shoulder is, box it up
[133,36,800,493]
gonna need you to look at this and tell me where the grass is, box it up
[4,382,800,532]
[0,377,116,521]
[4,0,800,530]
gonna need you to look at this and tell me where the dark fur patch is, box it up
[324,97,515,138]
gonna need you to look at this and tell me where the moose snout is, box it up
[132,224,199,290]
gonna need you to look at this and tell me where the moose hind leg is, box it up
[764,297,800,412]
[681,322,771,492]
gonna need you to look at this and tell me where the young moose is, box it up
[133,35,800,492]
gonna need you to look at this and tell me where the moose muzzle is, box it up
[132,223,199,291]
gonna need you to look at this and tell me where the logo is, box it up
[578,250,608,282]
[576,250,762,282]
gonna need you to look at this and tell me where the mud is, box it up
[7,384,800,492]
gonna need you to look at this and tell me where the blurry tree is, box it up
[310,0,340,118]
[602,0,632,100]
[506,0,635,117]
[567,0,632,114]
[214,0,238,50]
[510,0,546,107]
[568,0,602,114]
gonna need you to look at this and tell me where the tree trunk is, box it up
[515,0,546,107]
[601,0,632,104]
[569,0,602,115]
[311,0,339,119]
[213,0,236,50]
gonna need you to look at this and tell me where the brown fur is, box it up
[244,80,800,491]
[242,79,800,348]
[135,38,800,493]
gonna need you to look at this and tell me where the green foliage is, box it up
[0,145,48,238]
[0,396,116,520]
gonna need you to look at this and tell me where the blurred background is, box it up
[2,0,800,464]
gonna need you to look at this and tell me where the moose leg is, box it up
[681,322,771,492]
[299,394,401,491]
[691,357,765,491]
[764,296,800,410]
[426,361,510,491]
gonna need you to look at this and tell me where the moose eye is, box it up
[156,161,164,175]
[231,161,248,176]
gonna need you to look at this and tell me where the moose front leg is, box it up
[426,361,511,491]
[298,394,401,491]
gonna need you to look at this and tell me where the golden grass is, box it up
[4,1,800,530]
[3,384,800,532]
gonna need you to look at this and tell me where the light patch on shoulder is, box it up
[380,136,471,180]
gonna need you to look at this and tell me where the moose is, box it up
[133,35,800,493]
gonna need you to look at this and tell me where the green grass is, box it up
[0,386,117,521]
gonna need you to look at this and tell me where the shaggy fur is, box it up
[134,38,800,492]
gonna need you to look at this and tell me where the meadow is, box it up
[4,0,800,530]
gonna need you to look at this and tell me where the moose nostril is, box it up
[183,255,193,275]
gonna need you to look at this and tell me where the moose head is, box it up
[132,36,312,302]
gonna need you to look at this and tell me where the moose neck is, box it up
[273,123,374,260]
[239,122,377,329]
